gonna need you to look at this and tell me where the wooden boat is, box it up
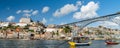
[105,41,119,45]
[106,41,119,45]
[105,39,119,45]
[69,36,92,46]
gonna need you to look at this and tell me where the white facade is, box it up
[45,28,58,32]
[15,23,27,27]
[0,22,9,27]
[19,18,31,23]
[47,24,56,28]
[29,26,38,32]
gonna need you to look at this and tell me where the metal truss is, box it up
[59,12,120,36]
[61,13,120,30]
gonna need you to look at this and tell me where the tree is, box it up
[63,26,72,33]
[52,31,55,38]
[2,27,8,39]
[24,24,29,29]
[37,21,46,28]
[56,30,59,36]
[84,30,90,34]
[28,29,34,32]
[96,29,102,35]
[63,26,72,37]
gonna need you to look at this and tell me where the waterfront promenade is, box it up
[0,31,71,40]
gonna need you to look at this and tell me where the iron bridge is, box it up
[58,12,120,36]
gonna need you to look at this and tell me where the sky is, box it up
[0,0,120,29]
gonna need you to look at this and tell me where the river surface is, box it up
[0,40,120,48]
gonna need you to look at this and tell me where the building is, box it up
[15,23,27,27]
[29,26,38,32]
[0,22,10,27]
[19,18,32,24]
[45,28,59,32]
[47,24,56,28]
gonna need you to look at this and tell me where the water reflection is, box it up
[0,40,69,48]
[0,40,120,48]
[76,40,120,48]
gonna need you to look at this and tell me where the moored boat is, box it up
[106,41,119,45]
[75,42,91,46]
[105,39,119,45]
[69,36,92,46]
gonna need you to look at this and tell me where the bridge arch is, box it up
[60,13,120,36]
[76,14,120,30]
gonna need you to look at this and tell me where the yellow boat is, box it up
[69,42,76,48]
[69,36,92,46]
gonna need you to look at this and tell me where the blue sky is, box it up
[0,0,120,29]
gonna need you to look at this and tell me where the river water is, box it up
[0,40,120,48]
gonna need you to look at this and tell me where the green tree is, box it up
[96,29,102,35]
[63,26,71,33]
[52,31,55,38]
[28,29,34,32]
[63,26,72,37]
[56,31,59,36]
[84,30,90,34]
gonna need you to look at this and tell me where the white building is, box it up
[29,26,38,32]
[47,24,56,28]
[0,22,9,27]
[19,18,32,24]
[15,23,27,27]
[45,28,59,32]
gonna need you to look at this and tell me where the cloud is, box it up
[100,21,119,29]
[114,16,120,19]
[102,21,118,26]
[53,1,82,17]
[53,4,78,17]
[16,10,22,14]
[16,9,39,17]
[42,6,49,13]
[23,9,33,13]
[42,18,47,24]
[112,16,120,25]
[23,14,31,17]
[60,22,66,25]
[76,1,82,6]
[7,16,15,21]
[73,1,99,19]
[32,10,39,15]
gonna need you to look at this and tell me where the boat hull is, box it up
[106,42,119,45]
[75,43,90,46]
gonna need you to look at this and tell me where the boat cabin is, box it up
[72,36,90,43]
